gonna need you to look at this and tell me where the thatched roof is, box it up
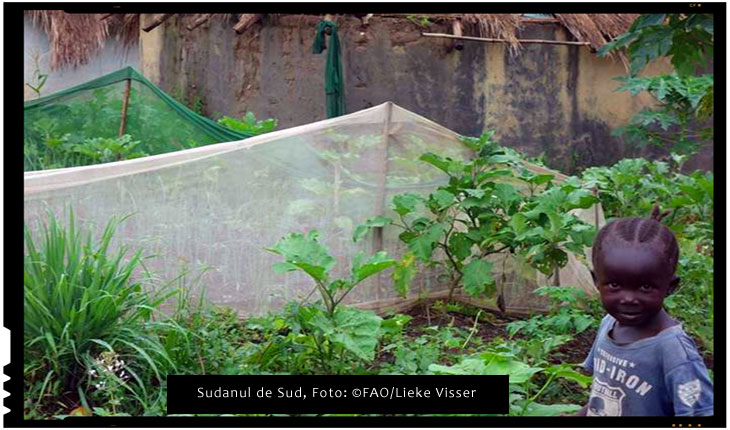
[26,11,139,70]
[26,12,637,70]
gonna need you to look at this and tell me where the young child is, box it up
[575,206,713,416]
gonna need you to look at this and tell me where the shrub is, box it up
[24,209,174,417]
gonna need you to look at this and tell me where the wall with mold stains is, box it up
[140,14,712,173]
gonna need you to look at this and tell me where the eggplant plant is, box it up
[355,132,598,304]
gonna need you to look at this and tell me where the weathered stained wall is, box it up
[141,14,711,172]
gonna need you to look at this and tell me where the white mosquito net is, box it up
[24,102,604,316]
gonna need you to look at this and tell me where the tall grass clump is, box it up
[24,209,175,417]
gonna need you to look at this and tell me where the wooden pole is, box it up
[118,79,132,140]
[452,19,464,51]
[421,32,592,46]
[373,102,392,254]
[372,102,392,302]
[233,14,262,34]
[142,13,174,32]
[187,13,211,31]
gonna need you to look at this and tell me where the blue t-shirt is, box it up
[582,315,713,416]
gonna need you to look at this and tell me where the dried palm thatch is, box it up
[458,14,524,54]
[554,13,638,67]
[26,11,140,70]
[27,11,109,70]
[106,14,140,47]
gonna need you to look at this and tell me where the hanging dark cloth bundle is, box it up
[312,20,346,118]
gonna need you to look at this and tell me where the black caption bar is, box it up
[167,375,508,414]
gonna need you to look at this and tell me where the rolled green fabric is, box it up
[312,20,346,118]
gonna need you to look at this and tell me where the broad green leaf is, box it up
[420,153,463,176]
[510,213,528,237]
[460,197,484,210]
[353,216,392,242]
[398,230,418,244]
[351,251,396,284]
[543,363,593,388]
[634,14,666,30]
[392,193,422,216]
[668,195,692,208]
[564,241,586,256]
[487,154,516,165]
[463,188,486,199]
[475,169,513,183]
[493,183,519,207]
[482,357,541,385]
[380,313,412,337]
[331,307,382,361]
[431,190,455,210]
[465,224,492,243]
[429,358,486,375]
[267,230,335,283]
[528,174,555,185]
[448,233,473,262]
[679,184,705,203]
[566,189,600,210]
[272,262,298,273]
[546,212,564,241]
[574,315,595,333]
[462,259,494,297]
[408,223,446,261]
[568,223,596,248]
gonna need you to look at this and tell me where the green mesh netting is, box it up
[24,67,253,171]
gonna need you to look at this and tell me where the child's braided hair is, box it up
[592,206,679,273]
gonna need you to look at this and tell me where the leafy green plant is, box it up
[406,15,432,27]
[665,239,714,353]
[73,135,148,164]
[24,209,175,417]
[599,14,713,77]
[609,73,713,153]
[218,112,278,135]
[355,132,597,303]
[24,130,149,171]
[599,14,713,154]
[264,230,396,373]
[24,84,222,171]
[506,287,598,339]
[26,50,49,98]
[429,348,591,416]
[581,156,713,246]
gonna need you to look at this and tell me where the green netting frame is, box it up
[24,67,253,171]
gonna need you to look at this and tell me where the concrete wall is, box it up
[24,15,139,100]
[141,14,711,173]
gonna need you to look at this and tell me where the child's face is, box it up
[593,244,679,327]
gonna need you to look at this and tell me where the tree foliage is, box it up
[599,14,713,154]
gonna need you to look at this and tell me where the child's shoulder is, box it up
[595,315,702,367]
[656,325,705,371]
